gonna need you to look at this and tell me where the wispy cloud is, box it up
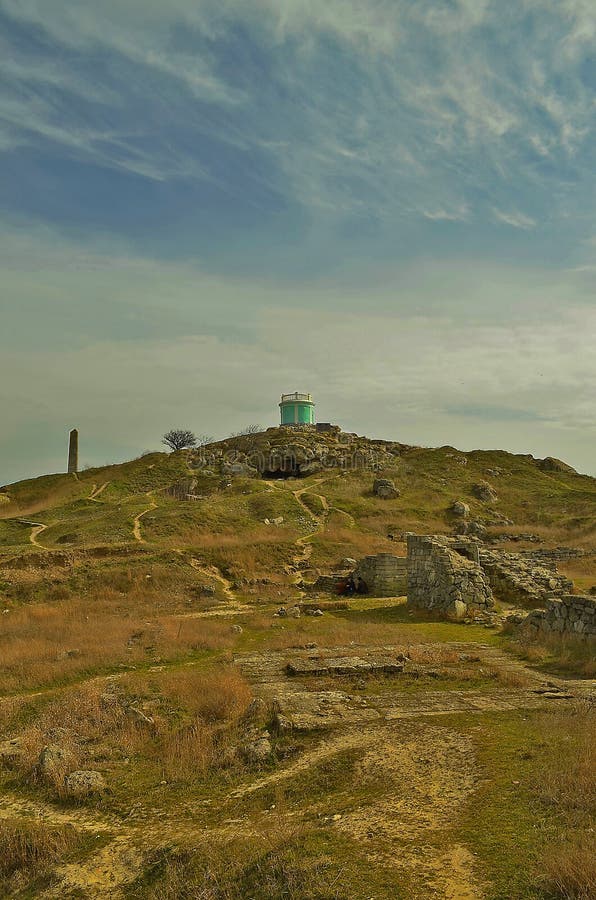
[1,0,594,232]
[493,209,537,229]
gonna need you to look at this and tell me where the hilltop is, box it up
[0,427,594,899]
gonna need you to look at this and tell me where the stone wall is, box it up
[407,535,494,620]
[521,594,596,640]
[479,550,573,607]
[352,554,408,597]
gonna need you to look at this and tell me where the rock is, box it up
[276,607,288,617]
[64,770,107,798]
[472,481,498,502]
[341,558,357,569]
[538,457,577,474]
[373,478,400,499]
[272,516,284,526]
[0,738,25,769]
[447,600,468,620]
[38,744,74,779]
[126,706,155,727]
[451,500,470,518]
[288,606,301,618]
[243,697,269,724]
[242,733,272,763]
[230,624,243,634]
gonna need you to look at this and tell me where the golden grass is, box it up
[0,818,80,878]
[506,631,596,678]
[533,703,596,900]
[0,600,235,693]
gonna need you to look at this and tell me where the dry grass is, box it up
[132,816,344,900]
[539,835,596,900]
[157,668,252,780]
[0,818,80,878]
[0,600,236,693]
[6,667,253,794]
[247,612,429,650]
[533,704,596,899]
[506,631,596,677]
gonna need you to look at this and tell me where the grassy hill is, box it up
[0,429,594,898]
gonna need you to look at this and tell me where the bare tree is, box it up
[197,434,214,446]
[162,429,197,451]
[231,424,263,437]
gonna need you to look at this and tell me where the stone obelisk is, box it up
[67,428,79,474]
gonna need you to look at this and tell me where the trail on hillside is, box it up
[132,495,158,543]
[88,482,110,502]
[264,475,338,577]
[21,521,49,550]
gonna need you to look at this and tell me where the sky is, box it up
[1,0,595,483]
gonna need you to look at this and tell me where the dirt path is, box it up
[132,495,157,543]
[264,475,338,578]
[24,521,49,549]
[88,482,110,502]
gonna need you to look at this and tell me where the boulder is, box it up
[242,731,272,763]
[373,478,400,499]
[38,744,74,779]
[451,500,470,518]
[472,481,498,502]
[64,770,107,798]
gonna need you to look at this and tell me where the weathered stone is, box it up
[373,478,400,499]
[286,656,405,677]
[407,535,494,619]
[451,500,470,518]
[64,770,106,797]
[472,481,498,502]
[351,554,408,597]
[38,744,74,779]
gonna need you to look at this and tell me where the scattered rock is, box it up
[241,731,272,763]
[0,738,25,769]
[231,624,243,634]
[340,558,357,569]
[472,481,498,502]
[373,478,400,499]
[126,706,155,727]
[64,770,107,798]
[38,744,74,779]
[451,500,470,519]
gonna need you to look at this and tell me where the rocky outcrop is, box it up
[407,535,494,620]
[537,457,577,474]
[472,481,498,502]
[521,595,595,640]
[373,478,400,499]
[190,427,409,479]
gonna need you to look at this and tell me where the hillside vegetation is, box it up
[0,429,594,899]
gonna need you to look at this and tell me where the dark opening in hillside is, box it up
[261,464,303,479]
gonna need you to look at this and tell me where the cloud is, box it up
[1,0,595,232]
[493,209,537,229]
[0,223,595,482]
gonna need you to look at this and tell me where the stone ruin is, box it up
[406,534,494,620]
[478,549,573,607]
[307,553,407,598]
[521,594,596,641]
[351,554,408,597]
[303,531,591,635]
